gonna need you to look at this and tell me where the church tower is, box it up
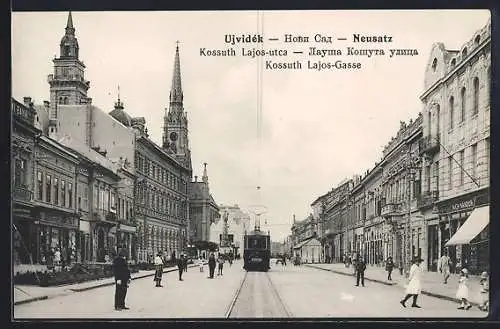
[163,43,192,170]
[47,11,90,136]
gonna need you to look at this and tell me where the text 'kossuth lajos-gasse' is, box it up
[199,33,419,71]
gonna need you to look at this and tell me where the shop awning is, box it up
[445,206,489,246]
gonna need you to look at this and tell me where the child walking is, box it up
[456,268,472,310]
[478,271,489,311]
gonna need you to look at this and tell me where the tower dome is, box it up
[109,97,132,127]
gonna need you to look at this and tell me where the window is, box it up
[471,144,477,179]
[459,151,465,186]
[474,35,481,45]
[53,178,59,204]
[425,165,431,193]
[436,105,440,135]
[428,111,432,136]
[14,159,27,187]
[110,192,116,211]
[460,87,466,122]
[462,47,468,59]
[434,161,439,192]
[93,184,98,209]
[473,77,479,115]
[451,58,456,67]
[431,58,437,72]
[61,180,66,207]
[46,175,52,203]
[68,183,73,208]
[448,157,453,189]
[449,96,454,130]
[37,171,43,200]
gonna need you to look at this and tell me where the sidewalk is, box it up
[305,263,485,306]
[14,263,202,306]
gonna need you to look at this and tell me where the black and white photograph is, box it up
[11,9,492,319]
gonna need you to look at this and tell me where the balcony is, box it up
[417,190,439,209]
[381,202,402,217]
[13,186,32,202]
[93,209,117,223]
[419,135,440,155]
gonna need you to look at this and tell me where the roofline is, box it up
[138,135,191,173]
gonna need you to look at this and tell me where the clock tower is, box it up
[47,11,90,137]
[163,43,192,170]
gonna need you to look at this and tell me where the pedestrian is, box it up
[208,252,216,279]
[438,251,452,284]
[153,252,164,287]
[177,254,184,281]
[456,268,472,310]
[386,256,394,281]
[54,248,61,268]
[217,254,225,276]
[355,257,366,287]
[183,254,188,272]
[478,271,489,311]
[282,255,287,266]
[198,256,204,273]
[400,257,424,308]
[113,248,131,311]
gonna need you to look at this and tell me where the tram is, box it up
[243,228,271,271]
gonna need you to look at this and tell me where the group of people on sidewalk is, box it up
[112,249,234,311]
[348,253,489,312]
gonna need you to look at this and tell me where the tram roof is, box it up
[246,229,268,236]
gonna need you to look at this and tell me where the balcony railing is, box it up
[13,186,32,202]
[381,202,402,217]
[419,135,440,155]
[417,190,439,209]
[93,209,118,222]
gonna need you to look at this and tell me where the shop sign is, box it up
[437,189,489,214]
[39,211,78,227]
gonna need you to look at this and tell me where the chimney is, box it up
[23,97,32,106]
[194,176,198,182]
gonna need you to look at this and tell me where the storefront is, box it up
[34,208,79,266]
[437,188,489,275]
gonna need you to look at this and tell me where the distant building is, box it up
[189,164,220,244]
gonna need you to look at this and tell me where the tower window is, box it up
[462,47,468,59]
[431,58,437,72]
[64,46,71,56]
[474,35,481,45]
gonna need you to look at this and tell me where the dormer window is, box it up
[451,58,456,67]
[431,58,437,72]
[462,47,468,59]
[474,35,481,45]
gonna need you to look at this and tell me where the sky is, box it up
[12,10,490,242]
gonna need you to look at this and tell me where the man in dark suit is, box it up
[113,248,131,311]
[208,252,216,279]
[183,254,188,272]
[177,254,184,281]
[355,257,366,287]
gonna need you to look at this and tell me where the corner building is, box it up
[420,20,490,274]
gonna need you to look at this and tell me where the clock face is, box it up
[170,132,178,142]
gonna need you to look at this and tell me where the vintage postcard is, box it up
[11,9,491,319]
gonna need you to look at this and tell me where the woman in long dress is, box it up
[456,268,472,310]
[400,257,424,308]
[153,252,164,287]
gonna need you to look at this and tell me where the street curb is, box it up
[306,265,481,307]
[305,264,395,286]
[14,295,48,306]
[14,264,200,305]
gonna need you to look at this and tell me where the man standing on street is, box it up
[177,254,184,281]
[386,256,395,281]
[355,257,366,287]
[438,251,452,284]
[208,252,216,279]
[113,248,131,311]
[183,254,188,272]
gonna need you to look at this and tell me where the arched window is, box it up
[460,87,466,122]
[462,47,468,59]
[431,58,437,72]
[473,77,479,115]
[449,96,455,130]
[451,58,456,67]
[58,97,63,104]
[63,97,68,104]
[474,35,481,45]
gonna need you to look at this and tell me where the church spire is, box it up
[66,11,74,30]
[60,11,79,58]
[169,41,183,104]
